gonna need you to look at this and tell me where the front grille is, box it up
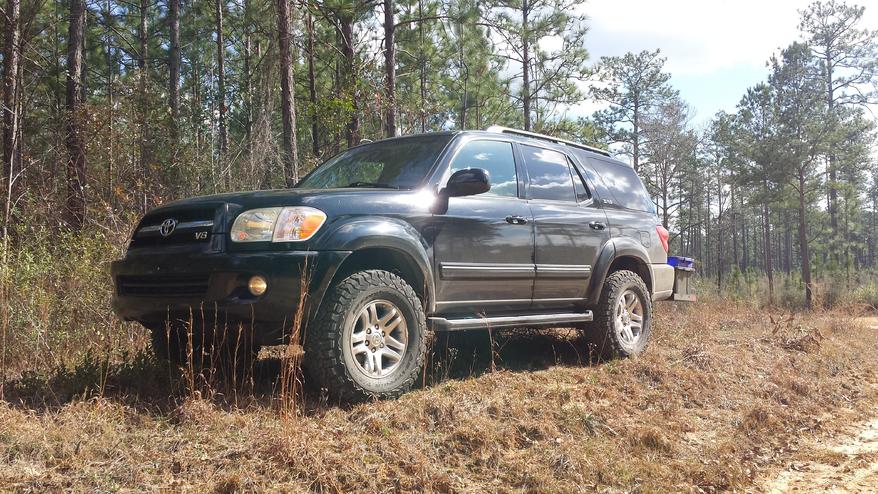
[129,207,218,250]
[117,274,210,298]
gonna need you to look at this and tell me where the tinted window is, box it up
[587,157,655,212]
[297,135,452,189]
[522,145,576,202]
[449,140,518,197]
[570,159,591,202]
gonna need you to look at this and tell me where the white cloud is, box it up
[581,0,878,76]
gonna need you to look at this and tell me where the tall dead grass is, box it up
[3,300,878,492]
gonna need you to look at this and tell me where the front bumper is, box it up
[111,249,350,344]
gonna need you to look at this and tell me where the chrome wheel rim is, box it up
[349,299,408,378]
[615,289,644,347]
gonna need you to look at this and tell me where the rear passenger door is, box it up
[520,144,610,311]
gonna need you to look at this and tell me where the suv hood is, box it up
[154,187,431,212]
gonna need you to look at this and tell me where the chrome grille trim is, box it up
[138,220,214,234]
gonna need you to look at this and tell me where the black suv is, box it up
[112,126,684,400]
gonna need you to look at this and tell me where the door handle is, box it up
[589,221,607,230]
[506,215,528,225]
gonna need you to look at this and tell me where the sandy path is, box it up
[760,317,878,493]
[762,418,878,493]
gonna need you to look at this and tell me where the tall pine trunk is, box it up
[2,0,21,235]
[103,0,115,203]
[762,199,774,303]
[169,0,180,138]
[521,0,530,131]
[825,53,838,245]
[138,0,149,212]
[65,0,87,228]
[243,0,254,175]
[340,15,358,146]
[306,12,319,156]
[383,0,396,137]
[276,0,299,186]
[215,0,228,186]
[798,172,813,308]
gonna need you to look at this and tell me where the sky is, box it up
[574,0,878,127]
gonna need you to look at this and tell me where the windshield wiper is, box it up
[346,181,401,189]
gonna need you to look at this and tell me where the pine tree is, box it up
[591,50,674,172]
[482,0,589,130]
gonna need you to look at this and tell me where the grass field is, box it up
[1,301,877,493]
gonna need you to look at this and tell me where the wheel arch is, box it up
[315,218,435,314]
[587,238,653,306]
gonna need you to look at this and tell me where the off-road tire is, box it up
[304,270,429,402]
[586,269,652,359]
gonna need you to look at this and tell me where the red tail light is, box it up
[656,225,669,253]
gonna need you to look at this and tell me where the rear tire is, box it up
[586,269,652,359]
[304,270,429,402]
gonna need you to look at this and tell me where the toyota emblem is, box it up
[159,218,178,237]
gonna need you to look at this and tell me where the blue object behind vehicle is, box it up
[668,256,695,270]
[668,256,696,301]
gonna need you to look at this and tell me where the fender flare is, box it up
[316,217,436,312]
[586,237,653,306]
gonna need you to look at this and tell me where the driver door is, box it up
[430,139,535,316]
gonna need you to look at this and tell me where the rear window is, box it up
[582,157,655,212]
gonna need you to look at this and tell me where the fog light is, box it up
[248,276,268,296]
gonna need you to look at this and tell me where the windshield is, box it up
[296,135,453,190]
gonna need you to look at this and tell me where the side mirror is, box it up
[443,168,491,198]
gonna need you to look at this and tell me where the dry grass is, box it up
[1,301,878,493]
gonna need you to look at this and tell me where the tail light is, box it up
[656,225,669,253]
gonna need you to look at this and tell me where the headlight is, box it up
[230,207,326,243]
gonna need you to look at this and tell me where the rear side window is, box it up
[521,145,576,202]
[449,140,518,197]
[570,159,591,202]
[586,157,655,212]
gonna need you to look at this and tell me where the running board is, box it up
[429,312,593,332]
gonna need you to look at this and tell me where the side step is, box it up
[428,312,593,332]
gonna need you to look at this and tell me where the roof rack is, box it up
[484,125,611,157]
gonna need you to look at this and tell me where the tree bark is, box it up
[65,0,87,228]
[243,0,253,167]
[2,0,21,233]
[215,0,228,183]
[521,0,530,131]
[458,21,468,130]
[104,0,114,203]
[276,0,299,186]
[138,0,149,212]
[731,186,739,270]
[383,0,396,137]
[825,52,838,244]
[783,210,792,274]
[339,15,358,147]
[306,12,319,156]
[169,0,180,133]
[798,172,813,309]
[762,199,774,303]
[418,0,426,132]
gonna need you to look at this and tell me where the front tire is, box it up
[304,270,429,402]
[586,269,652,358]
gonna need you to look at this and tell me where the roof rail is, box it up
[484,125,611,157]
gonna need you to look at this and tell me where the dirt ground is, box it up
[757,317,878,493]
